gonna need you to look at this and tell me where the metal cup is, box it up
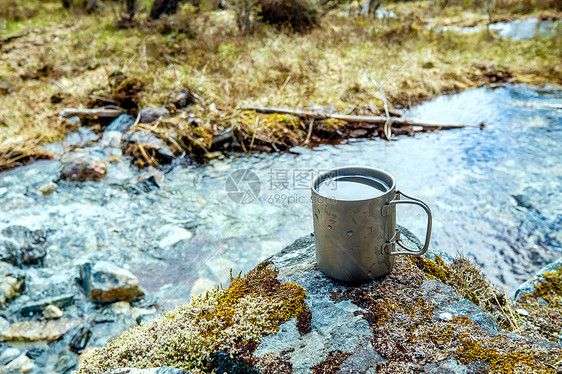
[311,166,432,282]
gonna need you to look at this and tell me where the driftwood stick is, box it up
[211,128,234,145]
[241,106,485,129]
[60,106,126,119]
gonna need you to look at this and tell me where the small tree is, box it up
[233,0,260,34]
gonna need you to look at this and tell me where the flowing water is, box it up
[1,84,561,313]
[430,17,561,40]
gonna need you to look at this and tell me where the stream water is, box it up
[0,84,561,372]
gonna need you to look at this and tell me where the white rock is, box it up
[156,225,193,248]
[515,308,529,316]
[439,312,454,322]
[6,354,34,373]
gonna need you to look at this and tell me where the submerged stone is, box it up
[106,114,136,133]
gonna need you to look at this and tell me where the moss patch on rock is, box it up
[332,257,561,373]
[412,255,520,330]
[76,261,308,374]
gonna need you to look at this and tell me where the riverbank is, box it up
[1,0,561,171]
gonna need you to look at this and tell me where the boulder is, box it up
[60,150,107,182]
[1,319,78,342]
[79,262,145,303]
[0,225,47,266]
[76,236,562,374]
[139,107,170,124]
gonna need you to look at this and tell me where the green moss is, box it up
[533,266,562,307]
[76,261,307,374]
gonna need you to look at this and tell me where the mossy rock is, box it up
[77,236,562,374]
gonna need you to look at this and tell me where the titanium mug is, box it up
[311,166,432,282]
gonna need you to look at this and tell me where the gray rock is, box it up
[60,150,107,182]
[79,262,145,303]
[139,107,170,124]
[253,235,383,372]
[106,114,135,133]
[425,357,468,374]
[514,257,562,300]
[0,225,47,266]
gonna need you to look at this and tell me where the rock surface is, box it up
[79,262,145,303]
[0,225,47,266]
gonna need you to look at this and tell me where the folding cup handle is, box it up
[381,190,432,256]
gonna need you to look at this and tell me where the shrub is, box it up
[258,0,318,32]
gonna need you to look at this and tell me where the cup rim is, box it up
[311,166,397,202]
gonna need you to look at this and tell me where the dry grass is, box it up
[1,0,561,170]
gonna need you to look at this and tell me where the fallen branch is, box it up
[241,106,485,129]
[60,106,126,119]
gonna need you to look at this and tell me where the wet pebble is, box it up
[37,182,58,195]
[43,305,63,319]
